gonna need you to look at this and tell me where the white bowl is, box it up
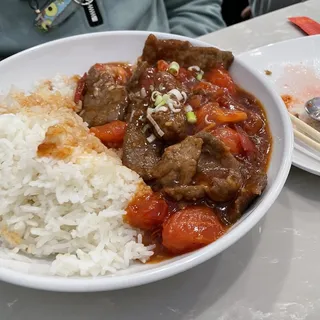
[0,31,293,292]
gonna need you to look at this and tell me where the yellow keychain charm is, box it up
[33,0,77,32]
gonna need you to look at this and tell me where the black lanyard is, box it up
[27,0,41,13]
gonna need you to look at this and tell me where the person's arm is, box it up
[249,0,303,16]
[164,0,226,38]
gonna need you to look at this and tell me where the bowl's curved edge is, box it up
[0,31,294,292]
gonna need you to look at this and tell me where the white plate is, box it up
[238,35,320,176]
[0,31,292,292]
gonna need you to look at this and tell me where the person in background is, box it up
[249,0,303,17]
[0,0,226,59]
[222,0,250,26]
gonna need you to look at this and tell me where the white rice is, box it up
[0,76,154,277]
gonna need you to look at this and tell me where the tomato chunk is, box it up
[74,73,87,104]
[217,110,247,123]
[157,60,169,72]
[176,67,193,83]
[93,63,131,85]
[196,103,247,131]
[243,111,264,135]
[162,206,226,254]
[212,126,242,154]
[126,192,169,231]
[195,103,218,131]
[192,81,225,97]
[205,68,236,94]
[188,94,210,110]
[235,125,256,154]
[90,120,127,148]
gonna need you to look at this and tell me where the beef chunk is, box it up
[142,34,234,71]
[80,63,129,127]
[153,71,188,92]
[204,175,242,203]
[196,132,243,202]
[164,185,206,201]
[151,111,188,142]
[82,87,128,127]
[122,98,162,180]
[152,136,203,187]
[195,132,267,223]
[227,171,267,223]
[127,61,149,92]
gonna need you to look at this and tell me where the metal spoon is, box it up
[305,97,320,121]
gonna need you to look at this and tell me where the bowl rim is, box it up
[0,30,294,292]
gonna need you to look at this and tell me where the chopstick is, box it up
[295,143,320,162]
[289,113,320,152]
[293,129,320,152]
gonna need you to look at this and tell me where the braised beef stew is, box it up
[75,34,272,259]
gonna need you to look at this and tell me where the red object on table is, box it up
[288,17,320,35]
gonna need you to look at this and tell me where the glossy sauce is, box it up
[124,62,272,262]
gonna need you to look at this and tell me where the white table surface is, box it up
[2,1,320,319]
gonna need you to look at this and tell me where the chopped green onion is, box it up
[181,91,187,102]
[147,114,165,137]
[196,73,203,81]
[142,124,151,133]
[151,90,161,101]
[168,89,183,101]
[154,95,163,106]
[147,107,155,115]
[168,61,180,75]
[154,94,170,107]
[147,134,157,143]
[205,114,212,124]
[162,94,169,102]
[155,106,168,113]
[185,104,193,113]
[188,66,201,72]
[186,111,197,124]
[168,101,181,113]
